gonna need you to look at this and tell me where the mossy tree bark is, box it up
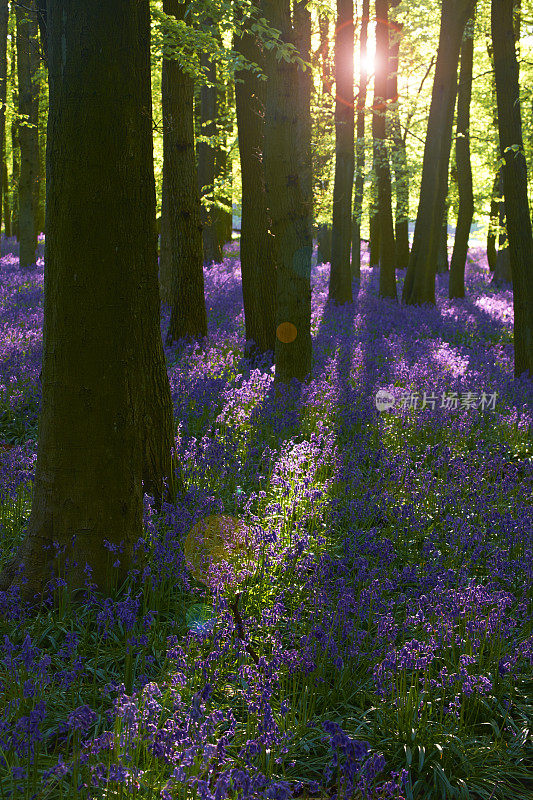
[263,0,312,384]
[492,0,533,378]
[329,0,354,304]
[16,0,40,267]
[0,0,180,603]
[449,11,475,299]
[374,0,396,299]
[161,0,207,345]
[234,0,277,358]
[402,0,474,304]
[351,0,369,281]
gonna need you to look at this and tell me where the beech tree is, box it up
[388,15,409,270]
[234,0,277,358]
[351,0,369,281]
[16,0,40,267]
[329,0,354,304]
[198,45,222,265]
[160,0,207,344]
[263,0,312,383]
[492,0,533,378]
[449,9,475,299]
[0,0,182,602]
[374,0,396,299]
[0,0,7,244]
[403,0,475,305]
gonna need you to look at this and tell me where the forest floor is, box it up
[0,239,532,800]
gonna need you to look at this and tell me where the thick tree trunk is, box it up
[374,0,396,298]
[234,2,277,358]
[329,0,354,304]
[16,0,40,267]
[492,0,533,378]
[263,0,312,384]
[449,12,475,299]
[0,0,179,603]
[402,0,474,304]
[351,0,369,281]
[162,0,207,345]
[198,49,222,265]
[388,18,409,270]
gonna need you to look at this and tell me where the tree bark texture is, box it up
[449,12,474,299]
[492,0,533,378]
[402,0,474,304]
[329,0,354,304]
[263,0,312,384]
[234,1,277,358]
[162,0,207,345]
[0,0,179,602]
[0,0,8,244]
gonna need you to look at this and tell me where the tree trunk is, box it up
[198,48,222,265]
[162,0,207,345]
[369,167,380,266]
[214,77,233,246]
[263,0,312,384]
[351,0,369,281]
[436,200,449,272]
[10,14,19,241]
[0,0,179,602]
[492,0,533,378]
[449,11,475,299]
[234,1,277,358]
[486,169,499,271]
[37,59,47,235]
[3,157,10,237]
[294,0,313,221]
[492,164,512,285]
[0,0,8,245]
[329,0,354,304]
[402,0,474,304]
[16,0,40,267]
[317,223,332,265]
[388,18,409,270]
[374,0,396,298]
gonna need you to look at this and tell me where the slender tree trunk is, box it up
[402,0,474,304]
[214,77,233,246]
[198,48,222,265]
[3,157,10,237]
[234,1,277,358]
[492,165,512,285]
[329,0,354,304]
[317,223,332,265]
[0,0,180,603]
[492,0,533,378]
[436,199,449,273]
[263,0,312,384]
[0,0,8,244]
[161,0,207,345]
[16,0,39,267]
[10,15,19,241]
[374,0,396,298]
[294,0,313,221]
[351,0,369,281]
[486,169,499,271]
[388,18,409,269]
[37,59,46,235]
[449,10,475,299]
[369,165,380,266]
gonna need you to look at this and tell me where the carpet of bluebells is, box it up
[0,234,532,800]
